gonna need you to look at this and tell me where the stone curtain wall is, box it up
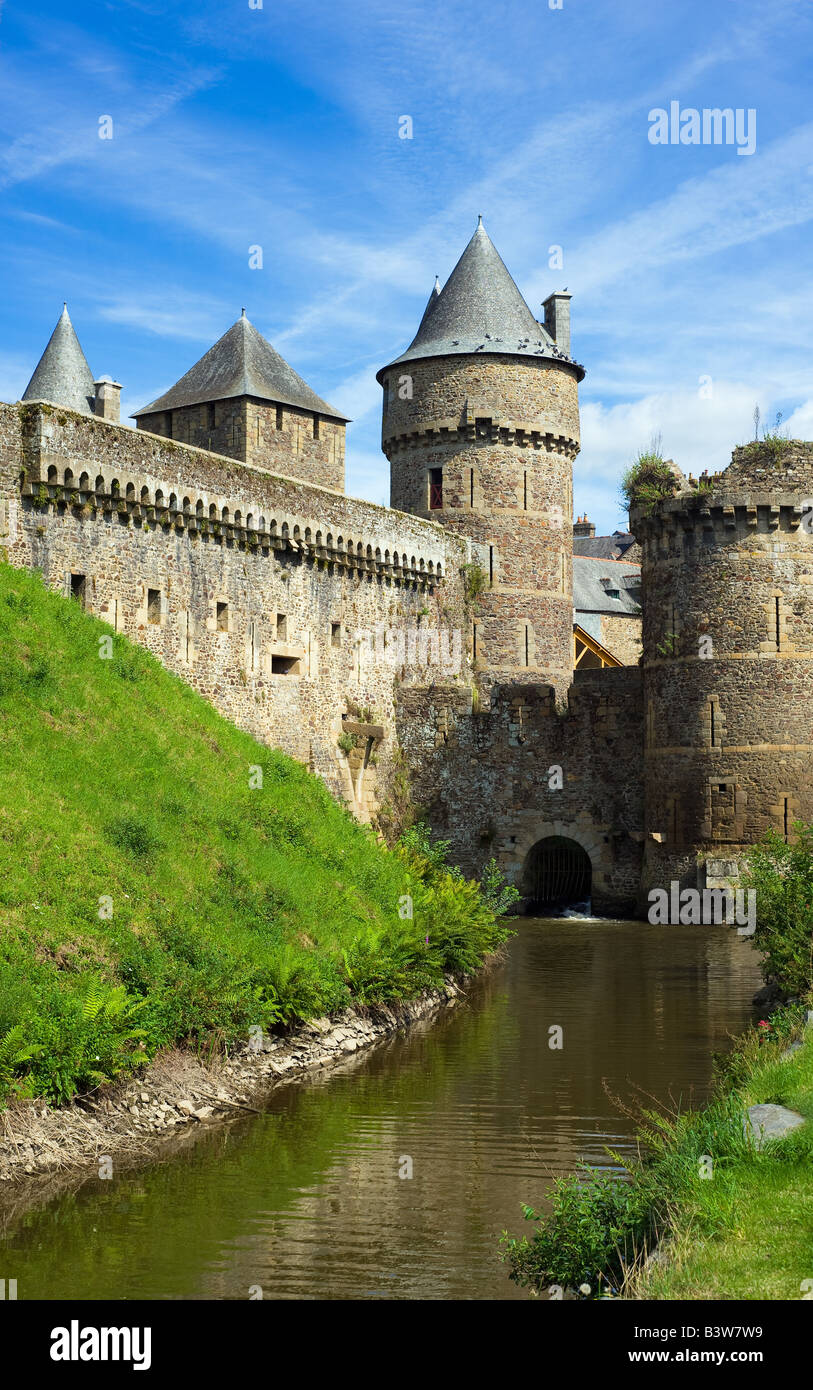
[599,611,643,665]
[635,441,813,902]
[0,403,468,817]
[397,666,645,916]
[383,355,580,697]
[136,399,346,493]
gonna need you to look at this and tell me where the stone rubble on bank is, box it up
[0,977,468,1189]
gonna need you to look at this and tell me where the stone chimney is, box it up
[542,291,572,355]
[93,376,123,423]
[573,514,595,538]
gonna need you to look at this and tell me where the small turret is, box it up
[379,220,585,694]
[22,305,96,416]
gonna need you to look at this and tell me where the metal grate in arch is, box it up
[523,835,592,909]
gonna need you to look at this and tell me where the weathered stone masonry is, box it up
[634,442,813,905]
[397,668,644,916]
[383,355,579,695]
[0,401,470,818]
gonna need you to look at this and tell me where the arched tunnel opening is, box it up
[522,835,592,914]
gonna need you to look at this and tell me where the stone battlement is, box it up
[10,402,457,585]
[383,412,579,460]
[631,494,809,546]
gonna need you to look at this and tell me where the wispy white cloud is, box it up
[97,291,231,342]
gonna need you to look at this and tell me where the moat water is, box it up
[3,918,761,1300]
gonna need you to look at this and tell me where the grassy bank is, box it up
[636,1014,813,1299]
[0,562,512,1108]
[501,1008,812,1300]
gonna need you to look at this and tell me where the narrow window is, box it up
[710,701,716,747]
[783,796,789,843]
[313,415,320,440]
[489,545,494,585]
[249,620,256,668]
[775,596,781,650]
[525,624,530,667]
[470,469,474,508]
[185,611,191,663]
[70,573,86,607]
[147,588,161,624]
[216,601,228,632]
[276,612,287,641]
[429,467,443,510]
[331,622,341,648]
[276,406,283,430]
[207,402,216,429]
[271,654,300,675]
[523,471,527,511]
[472,622,477,661]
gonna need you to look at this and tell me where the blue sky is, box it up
[1,0,812,532]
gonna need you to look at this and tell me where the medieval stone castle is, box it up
[2,220,811,916]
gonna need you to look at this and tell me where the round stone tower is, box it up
[633,441,813,905]
[377,220,584,696]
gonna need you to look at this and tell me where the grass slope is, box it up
[0,563,508,1106]
[636,1021,813,1300]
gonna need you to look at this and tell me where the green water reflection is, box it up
[2,918,761,1300]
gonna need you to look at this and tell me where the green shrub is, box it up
[462,562,487,603]
[621,439,678,512]
[479,857,521,917]
[502,1170,656,1294]
[741,824,813,996]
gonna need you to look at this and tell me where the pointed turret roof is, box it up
[133,311,348,421]
[415,276,441,333]
[377,219,584,381]
[22,304,96,415]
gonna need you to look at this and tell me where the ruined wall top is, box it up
[629,439,813,542]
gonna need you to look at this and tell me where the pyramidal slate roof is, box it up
[133,312,349,422]
[22,304,96,415]
[377,219,584,381]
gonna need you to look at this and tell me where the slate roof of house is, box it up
[133,312,349,422]
[573,555,641,617]
[376,219,585,381]
[573,529,640,561]
[21,304,96,416]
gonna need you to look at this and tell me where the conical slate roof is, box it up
[22,305,96,415]
[377,219,584,381]
[133,312,348,421]
[415,276,441,333]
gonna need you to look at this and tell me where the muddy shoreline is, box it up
[0,971,477,1223]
